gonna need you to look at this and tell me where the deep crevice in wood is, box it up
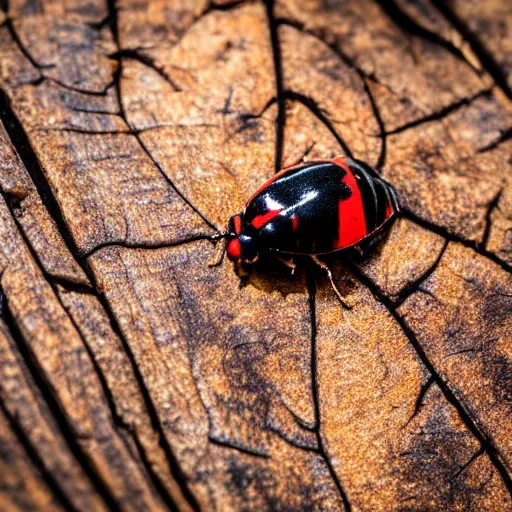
[386,89,493,136]
[87,266,198,512]
[393,239,449,307]
[402,375,434,428]
[373,0,470,68]
[0,87,83,261]
[0,394,79,512]
[362,77,387,169]
[307,268,352,512]
[478,127,512,153]
[83,233,219,261]
[1,190,175,509]
[0,290,121,512]
[264,0,286,172]
[0,180,188,511]
[431,0,512,101]
[403,210,512,275]
[53,285,180,511]
[283,90,353,157]
[346,261,512,498]
[110,49,182,91]
[480,188,503,250]
[208,435,271,458]
[103,4,203,509]
[4,17,53,71]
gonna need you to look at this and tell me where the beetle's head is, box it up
[226,214,259,264]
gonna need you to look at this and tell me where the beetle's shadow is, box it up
[236,254,307,298]
[235,227,393,300]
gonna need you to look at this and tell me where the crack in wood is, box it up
[478,127,512,153]
[50,77,117,96]
[402,374,434,428]
[307,269,353,511]
[394,239,450,307]
[110,49,182,92]
[431,0,512,102]
[0,87,83,261]
[4,17,54,71]
[104,3,203,509]
[0,284,121,512]
[0,374,79,512]
[480,188,504,250]
[264,10,354,506]
[403,210,512,275]
[208,435,271,459]
[265,0,286,172]
[373,0,470,68]
[0,190,182,509]
[83,233,221,261]
[346,261,512,499]
[450,446,485,483]
[277,18,387,168]
[283,90,353,156]
[109,45,219,235]
[266,422,319,453]
[36,122,219,136]
[386,89,493,136]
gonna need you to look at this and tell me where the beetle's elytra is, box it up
[226,156,399,265]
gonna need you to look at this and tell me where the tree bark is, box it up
[0,0,511,510]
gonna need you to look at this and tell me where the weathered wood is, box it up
[0,0,511,510]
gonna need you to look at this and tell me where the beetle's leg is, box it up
[310,256,352,310]
[352,235,381,260]
[236,260,250,278]
[276,255,296,275]
[208,238,227,267]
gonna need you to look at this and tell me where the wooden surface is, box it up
[0,0,511,510]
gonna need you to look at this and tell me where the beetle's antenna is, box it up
[210,232,227,241]
[310,256,352,310]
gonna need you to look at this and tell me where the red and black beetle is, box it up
[221,156,399,305]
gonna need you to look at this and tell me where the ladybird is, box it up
[222,156,399,305]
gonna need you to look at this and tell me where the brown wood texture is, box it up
[0,0,511,510]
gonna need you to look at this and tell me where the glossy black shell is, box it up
[233,157,398,256]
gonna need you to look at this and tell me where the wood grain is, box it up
[0,0,511,510]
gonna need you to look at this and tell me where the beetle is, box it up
[220,155,399,306]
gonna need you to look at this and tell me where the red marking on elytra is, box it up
[291,213,299,232]
[332,156,351,175]
[252,209,282,229]
[233,214,242,235]
[332,157,367,249]
[385,201,394,219]
[227,239,241,260]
